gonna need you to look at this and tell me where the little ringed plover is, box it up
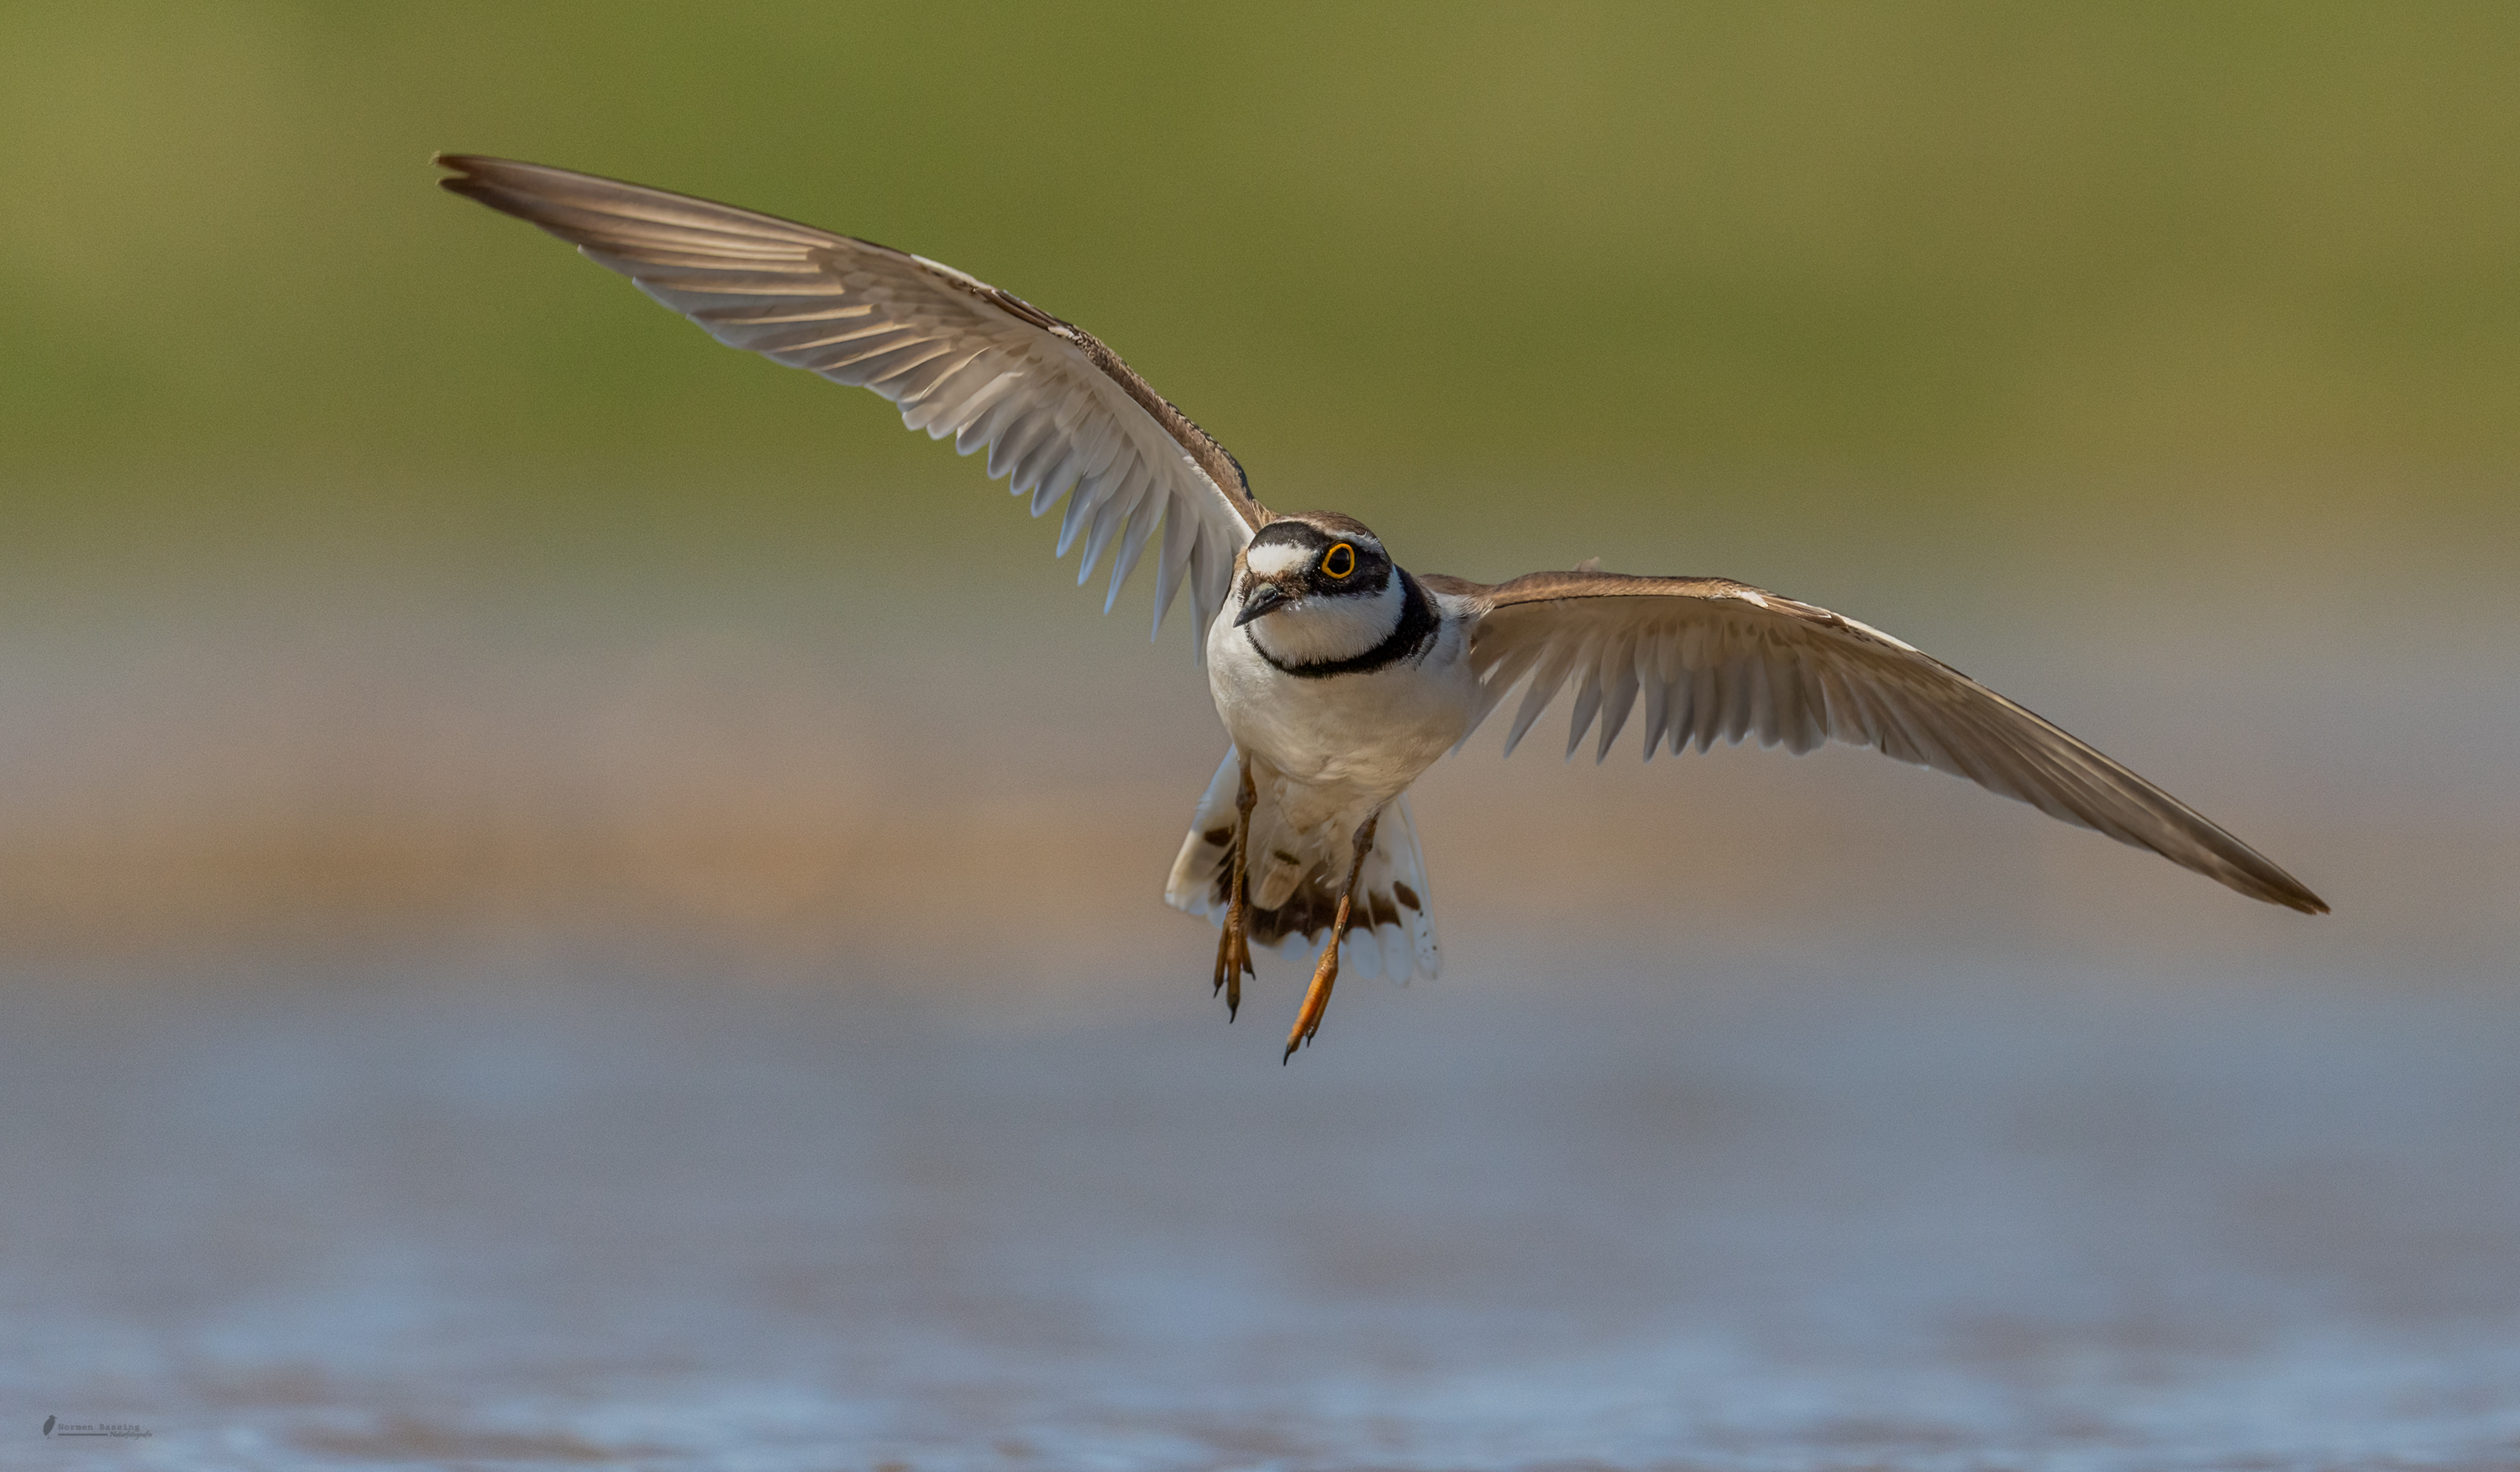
[437,155,2328,1061]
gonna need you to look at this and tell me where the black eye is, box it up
[1321,543,1356,579]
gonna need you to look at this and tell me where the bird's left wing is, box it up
[436,155,1268,646]
[1425,568,2327,914]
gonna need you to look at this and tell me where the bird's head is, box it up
[1231,513,1407,665]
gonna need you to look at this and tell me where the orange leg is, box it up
[1284,808,1382,1063]
[1211,756,1258,1020]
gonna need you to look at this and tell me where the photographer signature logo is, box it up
[41,1416,153,1438]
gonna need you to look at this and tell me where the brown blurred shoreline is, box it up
[0,481,2504,989]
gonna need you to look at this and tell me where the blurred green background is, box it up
[8,3,2517,528]
[0,2,2510,978]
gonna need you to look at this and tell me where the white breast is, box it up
[1205,591,1480,803]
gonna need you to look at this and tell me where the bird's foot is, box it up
[1283,926,1343,1063]
[1215,753,1259,1023]
[1283,809,1378,1064]
[1211,906,1255,1020]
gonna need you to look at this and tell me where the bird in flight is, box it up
[437,155,2327,1059]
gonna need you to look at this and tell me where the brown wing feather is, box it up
[434,154,1268,638]
[1436,569,2327,915]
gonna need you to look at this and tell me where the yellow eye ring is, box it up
[1321,543,1357,579]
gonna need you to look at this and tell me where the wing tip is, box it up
[433,153,529,211]
[433,151,501,187]
[2219,853,2328,915]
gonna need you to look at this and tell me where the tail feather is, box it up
[1164,748,1441,982]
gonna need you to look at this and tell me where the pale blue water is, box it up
[8,954,2519,1469]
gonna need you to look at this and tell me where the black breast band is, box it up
[1249,571,1440,680]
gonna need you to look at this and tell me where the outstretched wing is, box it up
[437,155,1268,645]
[1428,568,2326,914]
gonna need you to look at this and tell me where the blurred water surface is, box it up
[9,954,2520,1471]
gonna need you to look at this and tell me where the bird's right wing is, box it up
[1425,568,2327,914]
[437,155,1268,647]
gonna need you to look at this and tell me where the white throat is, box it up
[1245,576,1406,666]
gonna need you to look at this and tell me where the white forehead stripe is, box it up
[1247,543,1312,577]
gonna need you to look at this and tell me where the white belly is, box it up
[1205,607,1478,807]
